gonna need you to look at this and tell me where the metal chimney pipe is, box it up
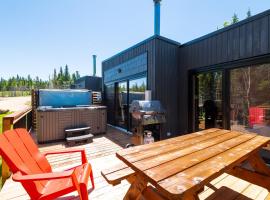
[154,0,161,35]
[92,55,97,76]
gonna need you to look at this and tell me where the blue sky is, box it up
[0,0,269,80]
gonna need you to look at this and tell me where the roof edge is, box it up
[102,35,180,63]
[181,9,270,47]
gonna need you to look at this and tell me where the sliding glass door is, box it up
[191,62,270,136]
[104,83,116,125]
[129,77,147,130]
[116,81,128,129]
[115,76,147,131]
[194,71,223,131]
[230,63,270,137]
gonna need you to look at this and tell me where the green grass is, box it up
[0,112,13,133]
[0,91,31,97]
[0,111,12,189]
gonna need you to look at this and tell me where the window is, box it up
[230,63,270,137]
[194,71,223,130]
[129,77,147,103]
[128,77,147,130]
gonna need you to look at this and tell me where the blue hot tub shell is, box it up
[39,89,92,107]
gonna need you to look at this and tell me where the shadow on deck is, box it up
[0,126,270,200]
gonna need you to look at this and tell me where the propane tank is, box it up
[144,130,154,144]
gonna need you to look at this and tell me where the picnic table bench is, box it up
[102,162,166,199]
[101,128,270,200]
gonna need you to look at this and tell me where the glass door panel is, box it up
[116,81,128,129]
[129,77,147,130]
[104,83,115,125]
[230,63,270,137]
[195,71,223,131]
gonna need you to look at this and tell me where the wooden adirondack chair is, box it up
[0,128,94,200]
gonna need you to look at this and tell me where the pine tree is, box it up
[64,65,70,82]
[72,73,76,83]
[59,67,63,78]
[231,13,239,24]
[247,9,251,18]
[53,68,57,88]
[57,67,64,87]
[75,71,80,80]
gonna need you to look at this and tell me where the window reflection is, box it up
[195,71,223,130]
[129,77,147,130]
[129,77,146,102]
[116,82,128,129]
[105,84,115,125]
[230,64,270,137]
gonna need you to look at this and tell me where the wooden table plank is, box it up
[143,133,255,182]
[101,162,129,175]
[117,128,221,157]
[157,135,270,199]
[102,167,135,186]
[130,131,242,171]
[117,129,229,163]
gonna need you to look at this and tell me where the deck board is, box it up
[0,126,269,200]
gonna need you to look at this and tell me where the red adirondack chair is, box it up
[0,128,94,200]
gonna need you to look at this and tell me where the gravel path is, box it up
[0,96,31,112]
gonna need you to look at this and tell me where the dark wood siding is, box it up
[178,10,270,134]
[154,39,179,138]
[180,10,270,70]
[102,38,156,90]
[102,38,156,128]
[102,37,180,137]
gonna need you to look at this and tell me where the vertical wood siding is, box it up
[178,10,270,134]
[179,12,270,70]
[102,37,180,137]
[154,39,179,138]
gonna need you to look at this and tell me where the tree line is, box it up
[0,65,80,93]
[218,9,252,29]
[50,65,80,89]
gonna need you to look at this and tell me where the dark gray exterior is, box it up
[74,76,102,92]
[103,9,270,138]
[179,10,270,70]
[179,9,270,134]
[102,35,180,138]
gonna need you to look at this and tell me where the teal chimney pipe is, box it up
[92,55,97,76]
[154,0,161,35]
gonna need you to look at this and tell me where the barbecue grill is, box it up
[129,100,166,146]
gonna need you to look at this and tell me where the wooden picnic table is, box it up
[112,128,270,200]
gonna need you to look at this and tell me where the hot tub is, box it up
[36,105,107,143]
[35,89,106,143]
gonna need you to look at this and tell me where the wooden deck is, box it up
[1,126,270,200]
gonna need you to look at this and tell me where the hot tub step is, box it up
[65,127,91,137]
[66,133,94,145]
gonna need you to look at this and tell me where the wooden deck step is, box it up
[65,126,92,145]
[66,133,94,144]
[65,126,91,133]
